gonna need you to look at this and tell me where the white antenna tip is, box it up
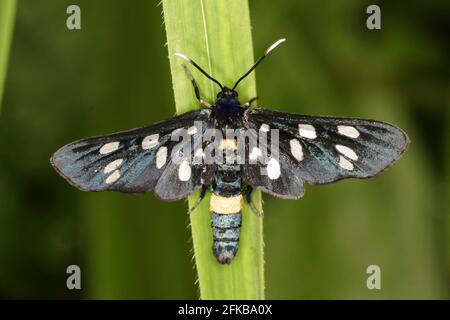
[266,38,286,55]
[174,52,190,62]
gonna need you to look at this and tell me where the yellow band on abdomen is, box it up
[219,138,237,150]
[210,194,242,214]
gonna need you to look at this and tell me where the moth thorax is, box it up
[210,193,242,214]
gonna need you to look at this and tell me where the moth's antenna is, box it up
[175,53,224,90]
[232,38,286,91]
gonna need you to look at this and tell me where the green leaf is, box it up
[162,0,264,299]
[0,0,16,110]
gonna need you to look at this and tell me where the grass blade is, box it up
[162,0,264,299]
[0,0,16,109]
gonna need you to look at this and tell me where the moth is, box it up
[51,39,410,264]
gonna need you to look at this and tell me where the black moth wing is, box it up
[51,109,214,200]
[238,126,306,199]
[242,108,410,199]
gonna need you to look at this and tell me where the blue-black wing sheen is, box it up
[50,109,213,200]
[243,108,410,199]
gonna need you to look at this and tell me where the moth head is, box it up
[217,87,238,99]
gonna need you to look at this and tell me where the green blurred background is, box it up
[0,0,449,299]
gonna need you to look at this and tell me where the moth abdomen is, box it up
[211,211,242,264]
[210,192,243,264]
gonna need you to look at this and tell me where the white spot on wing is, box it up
[339,155,354,171]
[142,134,159,150]
[187,126,197,135]
[260,124,270,132]
[104,158,123,174]
[178,159,191,181]
[249,147,262,162]
[337,125,360,138]
[289,139,303,161]
[105,170,120,184]
[299,124,317,139]
[267,158,281,180]
[156,146,167,169]
[99,142,120,155]
[336,145,358,160]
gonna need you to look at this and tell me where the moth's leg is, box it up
[242,97,258,108]
[181,63,212,108]
[245,186,264,217]
[187,185,208,214]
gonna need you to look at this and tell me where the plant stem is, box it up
[162,0,264,299]
[0,0,16,110]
